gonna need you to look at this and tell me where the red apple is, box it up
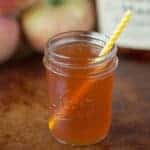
[0,0,36,16]
[0,17,19,63]
[22,0,95,52]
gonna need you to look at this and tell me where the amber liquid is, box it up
[46,43,114,145]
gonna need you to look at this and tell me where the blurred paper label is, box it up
[97,0,150,50]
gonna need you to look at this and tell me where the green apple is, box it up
[22,0,95,52]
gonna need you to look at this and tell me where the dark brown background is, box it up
[0,55,150,150]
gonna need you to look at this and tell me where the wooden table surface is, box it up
[0,55,149,150]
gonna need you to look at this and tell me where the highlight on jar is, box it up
[43,10,133,146]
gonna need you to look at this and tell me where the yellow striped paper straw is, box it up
[100,10,133,56]
[49,10,133,130]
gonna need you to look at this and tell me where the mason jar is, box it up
[43,31,118,146]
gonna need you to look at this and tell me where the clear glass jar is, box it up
[43,31,118,146]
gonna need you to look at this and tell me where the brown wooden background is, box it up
[0,54,150,150]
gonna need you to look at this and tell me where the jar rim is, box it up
[44,31,117,66]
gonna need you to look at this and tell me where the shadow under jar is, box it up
[43,31,118,146]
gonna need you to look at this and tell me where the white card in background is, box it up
[96,0,150,50]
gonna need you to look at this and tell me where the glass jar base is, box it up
[51,133,108,146]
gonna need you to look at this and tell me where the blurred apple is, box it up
[0,17,19,63]
[0,0,36,16]
[22,0,95,52]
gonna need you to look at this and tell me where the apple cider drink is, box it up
[43,32,118,145]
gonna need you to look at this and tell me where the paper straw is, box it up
[49,10,133,130]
